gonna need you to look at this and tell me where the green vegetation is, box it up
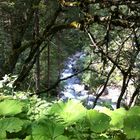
[0,0,140,139]
[0,89,140,140]
[0,80,140,140]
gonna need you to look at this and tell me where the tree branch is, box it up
[36,61,92,95]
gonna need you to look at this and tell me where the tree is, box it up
[34,8,40,93]
[0,0,139,107]
[0,0,73,84]
[76,0,140,108]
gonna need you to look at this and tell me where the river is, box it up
[59,52,132,110]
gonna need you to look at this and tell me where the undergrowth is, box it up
[0,75,140,140]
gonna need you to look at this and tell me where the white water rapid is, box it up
[59,52,132,110]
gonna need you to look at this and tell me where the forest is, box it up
[0,0,140,139]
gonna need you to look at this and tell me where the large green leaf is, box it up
[123,115,140,139]
[0,130,6,139]
[0,99,24,116]
[24,135,33,140]
[86,110,111,133]
[0,117,24,139]
[32,120,64,140]
[50,100,86,125]
[101,108,127,129]
[55,135,69,140]
[127,106,140,116]
[123,106,140,139]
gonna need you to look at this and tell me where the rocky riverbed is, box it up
[59,52,134,109]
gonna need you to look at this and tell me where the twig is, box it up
[36,61,92,95]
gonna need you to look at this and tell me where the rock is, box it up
[102,88,109,96]
[72,67,77,73]
[84,85,89,90]
[97,87,109,96]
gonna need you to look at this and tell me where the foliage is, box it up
[0,99,24,116]
[86,109,111,133]
[50,100,86,125]
[31,121,65,140]
[0,84,140,140]
[0,0,140,109]
[0,75,17,95]
[0,0,140,139]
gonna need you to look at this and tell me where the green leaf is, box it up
[86,110,111,133]
[127,106,140,116]
[32,124,51,140]
[0,130,6,139]
[0,99,24,116]
[9,139,20,140]
[123,115,140,139]
[55,135,69,140]
[24,135,33,140]
[0,117,24,137]
[101,108,127,129]
[32,120,64,139]
[50,100,86,125]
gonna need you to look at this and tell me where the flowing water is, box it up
[59,52,132,109]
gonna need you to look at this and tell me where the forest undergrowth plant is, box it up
[0,75,17,96]
[0,77,140,139]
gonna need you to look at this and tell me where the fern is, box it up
[0,89,139,140]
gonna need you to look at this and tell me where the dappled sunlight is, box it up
[0,0,139,139]
[50,100,87,125]
[59,52,133,109]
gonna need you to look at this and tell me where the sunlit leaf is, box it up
[24,135,33,140]
[0,117,24,133]
[86,110,111,133]
[32,120,64,139]
[101,108,127,129]
[0,130,6,139]
[124,115,140,139]
[127,106,140,116]
[0,99,24,116]
[70,21,81,29]
[50,100,86,125]
[55,135,69,140]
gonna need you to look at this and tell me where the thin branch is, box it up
[128,86,140,108]
[13,43,47,88]
[36,61,92,95]
[117,28,140,108]
[85,28,125,74]
[92,64,116,108]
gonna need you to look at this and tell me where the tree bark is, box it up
[47,43,50,89]
[0,0,41,79]
[36,61,92,95]
[128,87,140,108]
[56,32,61,96]
[34,8,40,93]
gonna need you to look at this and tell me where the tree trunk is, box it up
[34,9,40,93]
[128,87,140,108]
[56,32,61,96]
[0,0,40,79]
[116,73,131,108]
[47,43,50,89]
[0,50,20,79]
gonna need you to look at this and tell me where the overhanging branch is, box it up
[36,61,92,95]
